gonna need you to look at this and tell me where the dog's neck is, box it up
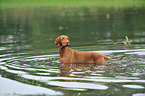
[59,46,70,58]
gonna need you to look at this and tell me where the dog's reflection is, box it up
[59,63,106,77]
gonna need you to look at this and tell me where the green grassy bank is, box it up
[0,0,145,8]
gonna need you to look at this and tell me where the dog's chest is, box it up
[60,49,73,63]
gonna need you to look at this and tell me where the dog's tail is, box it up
[104,55,126,61]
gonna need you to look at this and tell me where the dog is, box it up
[55,35,125,65]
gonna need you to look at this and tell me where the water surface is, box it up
[0,6,145,96]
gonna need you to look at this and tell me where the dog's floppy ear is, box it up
[55,36,61,47]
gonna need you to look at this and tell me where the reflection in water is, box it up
[59,63,108,91]
[60,63,106,77]
[0,7,145,49]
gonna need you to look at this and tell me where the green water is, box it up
[0,4,145,96]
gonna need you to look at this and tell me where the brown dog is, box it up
[55,35,125,65]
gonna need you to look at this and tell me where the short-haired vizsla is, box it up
[55,35,125,65]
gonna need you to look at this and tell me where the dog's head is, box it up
[55,35,70,48]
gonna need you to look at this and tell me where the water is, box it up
[0,6,145,96]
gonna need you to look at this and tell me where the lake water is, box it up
[0,6,145,96]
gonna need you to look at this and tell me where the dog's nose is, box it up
[66,40,69,43]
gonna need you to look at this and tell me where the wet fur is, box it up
[55,35,126,65]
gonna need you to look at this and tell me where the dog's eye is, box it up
[61,38,64,40]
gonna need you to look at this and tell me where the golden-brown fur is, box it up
[55,35,125,65]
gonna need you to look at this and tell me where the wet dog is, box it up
[55,35,125,65]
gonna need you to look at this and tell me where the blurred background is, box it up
[0,0,145,49]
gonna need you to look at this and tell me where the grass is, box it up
[0,0,145,8]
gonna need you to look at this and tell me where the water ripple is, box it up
[0,48,145,94]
